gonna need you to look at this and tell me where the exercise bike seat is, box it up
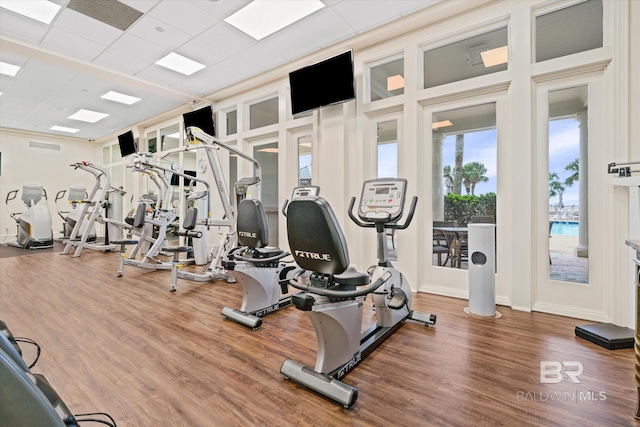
[333,266,370,287]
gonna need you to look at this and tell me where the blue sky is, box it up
[377,117,580,206]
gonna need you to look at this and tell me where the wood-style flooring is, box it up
[0,249,637,426]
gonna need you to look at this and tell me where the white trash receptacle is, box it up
[467,223,497,317]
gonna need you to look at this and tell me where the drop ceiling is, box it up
[0,0,441,142]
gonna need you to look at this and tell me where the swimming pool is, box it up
[550,221,579,236]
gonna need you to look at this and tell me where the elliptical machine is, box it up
[280,178,436,408]
[221,185,320,329]
[5,185,54,249]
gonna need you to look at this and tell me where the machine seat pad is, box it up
[111,239,138,245]
[164,246,193,253]
[253,247,284,258]
[333,267,370,287]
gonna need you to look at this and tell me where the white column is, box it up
[432,133,445,220]
[575,111,589,257]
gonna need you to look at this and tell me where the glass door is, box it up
[252,140,279,246]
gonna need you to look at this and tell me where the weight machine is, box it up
[60,162,127,257]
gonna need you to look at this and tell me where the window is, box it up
[227,110,237,135]
[424,27,507,89]
[547,86,589,283]
[377,120,397,178]
[535,0,602,63]
[370,57,404,101]
[298,135,312,185]
[160,124,180,151]
[432,103,497,269]
[249,97,278,130]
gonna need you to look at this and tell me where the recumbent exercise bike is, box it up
[280,178,436,408]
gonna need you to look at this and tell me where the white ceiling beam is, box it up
[0,34,202,104]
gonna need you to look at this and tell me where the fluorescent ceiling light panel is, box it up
[69,109,109,123]
[50,125,79,133]
[0,0,61,24]
[387,75,404,91]
[432,120,453,129]
[481,46,508,67]
[101,91,140,105]
[225,0,325,40]
[155,52,205,76]
[0,62,21,77]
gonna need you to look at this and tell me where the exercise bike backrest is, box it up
[237,199,269,248]
[286,197,349,275]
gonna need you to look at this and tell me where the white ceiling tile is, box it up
[261,10,354,61]
[177,38,230,68]
[333,0,401,33]
[127,15,191,51]
[119,0,161,15]
[0,9,51,44]
[54,8,124,45]
[94,48,150,75]
[189,0,251,21]
[148,1,220,37]
[41,28,107,61]
[108,33,167,64]
[196,22,255,58]
[136,62,189,87]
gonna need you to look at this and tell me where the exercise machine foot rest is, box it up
[280,359,358,409]
[221,307,262,330]
[410,311,436,325]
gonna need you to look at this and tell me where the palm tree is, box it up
[564,158,579,187]
[549,172,565,208]
[443,165,454,194]
[462,162,489,195]
[453,134,464,194]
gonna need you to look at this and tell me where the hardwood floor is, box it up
[0,249,637,426]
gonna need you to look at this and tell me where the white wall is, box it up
[0,129,101,241]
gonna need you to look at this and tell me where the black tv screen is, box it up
[183,106,215,137]
[289,51,355,115]
[117,130,136,157]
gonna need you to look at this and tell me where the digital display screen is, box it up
[375,187,390,195]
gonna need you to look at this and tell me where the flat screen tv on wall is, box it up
[289,50,355,116]
[117,130,136,157]
[183,106,216,137]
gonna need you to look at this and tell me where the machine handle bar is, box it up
[288,269,391,298]
[347,195,418,230]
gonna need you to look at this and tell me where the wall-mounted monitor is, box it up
[117,130,136,157]
[289,50,355,116]
[183,106,215,137]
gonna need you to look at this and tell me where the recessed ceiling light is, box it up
[0,61,21,77]
[387,75,404,91]
[69,109,109,123]
[50,125,80,133]
[432,120,453,129]
[225,0,325,40]
[155,52,206,76]
[101,91,141,105]
[0,0,61,24]
[481,46,508,67]
[257,147,279,153]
